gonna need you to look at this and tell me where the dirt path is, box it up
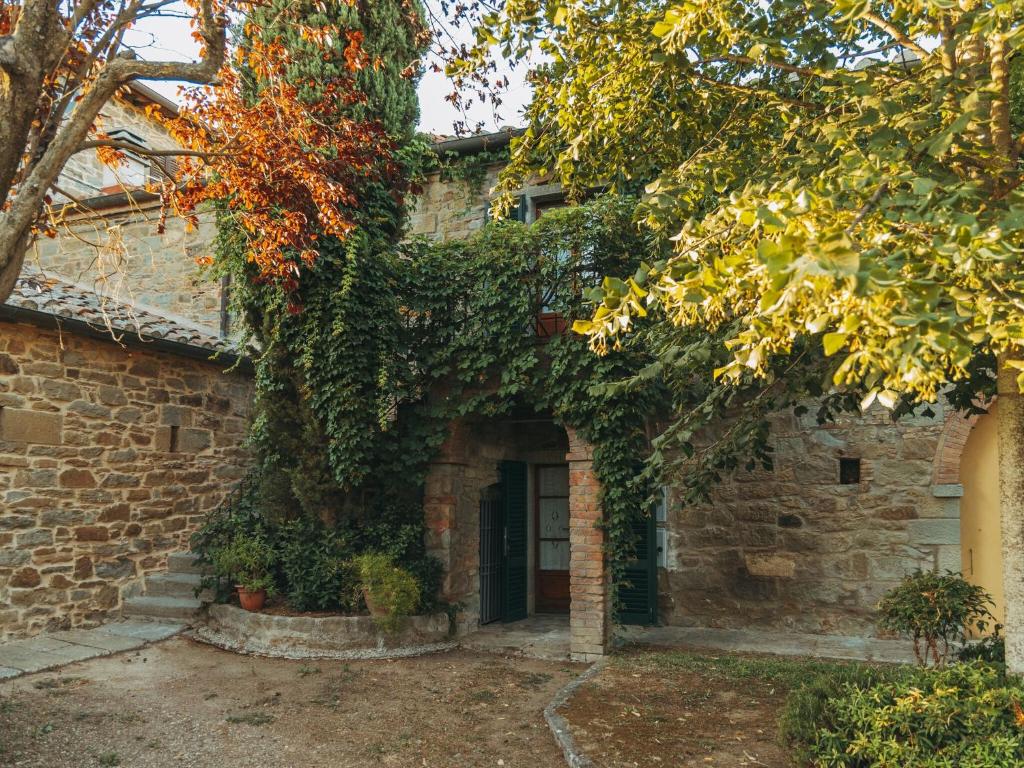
[0,637,581,768]
[561,650,792,767]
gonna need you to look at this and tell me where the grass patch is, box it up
[96,751,120,766]
[468,689,497,704]
[225,712,275,726]
[616,648,917,766]
[616,649,890,689]
[298,665,321,677]
[33,677,84,692]
[515,671,553,689]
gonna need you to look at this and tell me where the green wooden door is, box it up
[501,460,529,622]
[617,511,658,625]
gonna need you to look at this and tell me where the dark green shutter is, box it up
[485,195,527,225]
[617,511,657,625]
[501,460,528,622]
[513,194,528,223]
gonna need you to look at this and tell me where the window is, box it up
[536,465,570,571]
[101,129,151,191]
[839,457,861,485]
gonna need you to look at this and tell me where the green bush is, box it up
[878,570,995,666]
[211,534,276,594]
[780,663,915,766]
[958,629,1006,664]
[799,662,1024,767]
[276,517,359,612]
[352,553,420,633]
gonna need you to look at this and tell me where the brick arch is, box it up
[932,406,990,485]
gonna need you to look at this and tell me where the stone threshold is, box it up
[617,625,918,664]
[0,620,184,679]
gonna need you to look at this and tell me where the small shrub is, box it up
[779,664,913,765]
[276,517,358,612]
[211,534,276,594]
[877,570,995,666]
[958,628,1006,664]
[802,661,1024,767]
[352,553,420,633]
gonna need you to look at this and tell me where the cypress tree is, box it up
[225,0,429,530]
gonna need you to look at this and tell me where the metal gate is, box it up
[479,484,504,625]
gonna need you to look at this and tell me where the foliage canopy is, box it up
[461,0,1023,408]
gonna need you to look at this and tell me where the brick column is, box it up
[566,426,608,661]
[424,420,470,603]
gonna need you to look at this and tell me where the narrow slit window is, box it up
[169,425,180,453]
[839,457,861,485]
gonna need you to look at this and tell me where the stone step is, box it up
[144,572,213,601]
[122,595,205,621]
[165,551,210,576]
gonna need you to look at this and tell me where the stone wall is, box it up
[31,205,222,333]
[659,403,954,636]
[58,98,179,200]
[35,164,491,336]
[407,167,501,241]
[0,321,252,641]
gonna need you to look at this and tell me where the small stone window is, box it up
[839,457,861,485]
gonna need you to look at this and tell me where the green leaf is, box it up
[823,332,848,356]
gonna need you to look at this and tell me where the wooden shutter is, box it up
[617,511,658,625]
[513,194,528,223]
[501,460,529,622]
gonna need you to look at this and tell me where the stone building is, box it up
[409,134,1003,660]
[30,83,224,334]
[1,96,1004,660]
[0,270,251,641]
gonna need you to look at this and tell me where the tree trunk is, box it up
[997,354,1024,673]
[0,231,29,302]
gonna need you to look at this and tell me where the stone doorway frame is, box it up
[423,419,610,661]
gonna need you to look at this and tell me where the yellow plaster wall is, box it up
[960,403,1005,627]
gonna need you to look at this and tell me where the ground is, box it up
[561,648,853,768]
[0,637,580,768]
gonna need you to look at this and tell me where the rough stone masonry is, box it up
[0,322,251,640]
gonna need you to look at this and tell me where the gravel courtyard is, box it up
[0,636,580,768]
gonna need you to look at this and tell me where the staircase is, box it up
[122,552,212,622]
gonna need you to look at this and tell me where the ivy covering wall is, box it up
[203,192,674,611]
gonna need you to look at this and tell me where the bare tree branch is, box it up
[78,139,224,158]
[0,0,229,303]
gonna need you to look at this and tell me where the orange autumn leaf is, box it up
[166,14,401,287]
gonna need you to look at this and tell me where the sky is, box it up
[127,5,532,136]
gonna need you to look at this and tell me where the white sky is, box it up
[127,6,531,136]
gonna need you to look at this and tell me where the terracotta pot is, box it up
[362,587,386,617]
[237,586,267,612]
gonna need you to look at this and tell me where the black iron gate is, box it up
[479,484,504,625]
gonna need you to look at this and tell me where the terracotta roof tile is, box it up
[5,267,236,356]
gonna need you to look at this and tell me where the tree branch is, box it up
[863,13,930,60]
[0,0,228,305]
[694,75,820,111]
[990,31,1013,170]
[77,139,223,158]
[699,54,825,80]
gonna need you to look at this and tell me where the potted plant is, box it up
[212,534,276,611]
[352,553,420,632]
